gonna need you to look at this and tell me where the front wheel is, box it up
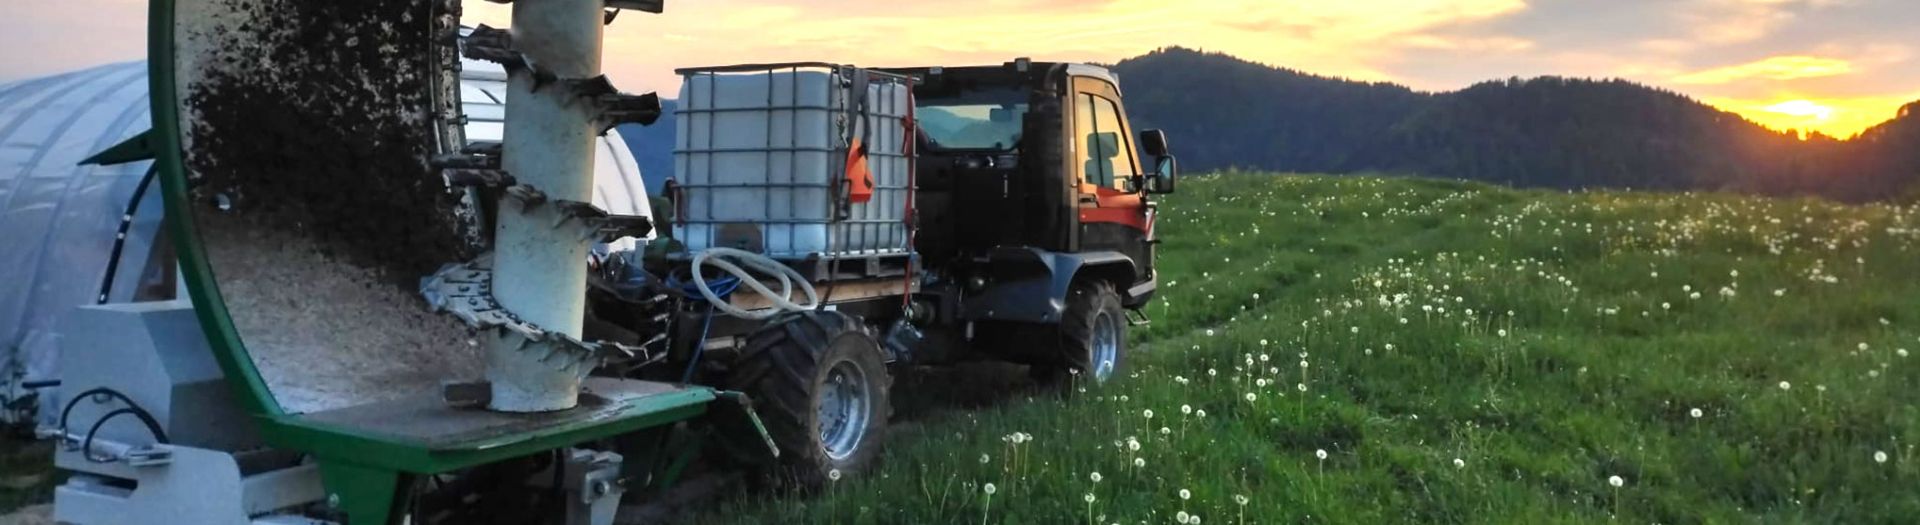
[1037,280,1127,387]
[726,311,891,489]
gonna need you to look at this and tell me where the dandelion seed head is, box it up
[1176,511,1191,524]
[1085,493,1097,503]
[1181,404,1193,415]
[1234,494,1249,506]
[1779,381,1792,391]
[1453,458,1466,468]
[1875,451,1889,464]
[1245,392,1257,402]
[1090,472,1103,483]
[1134,457,1146,468]
[1315,449,1328,460]
[1608,475,1625,488]
[980,454,990,464]
[1179,489,1192,500]
[1690,408,1703,418]
[983,483,996,495]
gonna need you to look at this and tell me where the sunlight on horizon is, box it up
[1708,94,1917,138]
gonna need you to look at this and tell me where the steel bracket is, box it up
[462,25,520,67]
[443,168,516,189]
[552,199,654,242]
[569,75,663,131]
[420,256,638,377]
[606,1,665,13]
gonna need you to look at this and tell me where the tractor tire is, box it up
[1036,280,1128,388]
[726,310,891,489]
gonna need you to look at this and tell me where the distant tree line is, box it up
[1111,48,1920,202]
[620,49,1919,202]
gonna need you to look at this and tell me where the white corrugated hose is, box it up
[691,247,820,319]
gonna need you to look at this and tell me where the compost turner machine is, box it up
[36,0,1178,523]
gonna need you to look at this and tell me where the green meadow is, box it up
[700,172,1920,524]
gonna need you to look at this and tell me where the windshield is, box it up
[916,87,1028,151]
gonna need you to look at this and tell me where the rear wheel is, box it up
[1037,280,1127,387]
[726,311,890,488]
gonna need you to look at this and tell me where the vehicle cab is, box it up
[892,59,1176,312]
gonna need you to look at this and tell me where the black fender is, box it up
[962,248,1138,324]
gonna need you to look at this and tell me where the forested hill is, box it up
[1113,47,1920,202]
[619,48,1919,202]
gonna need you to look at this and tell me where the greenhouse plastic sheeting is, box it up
[0,61,163,426]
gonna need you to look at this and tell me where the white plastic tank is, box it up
[672,64,911,261]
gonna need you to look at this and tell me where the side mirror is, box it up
[1139,129,1169,157]
[1146,155,1177,194]
[1138,129,1175,194]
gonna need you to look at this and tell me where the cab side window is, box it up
[1076,93,1137,191]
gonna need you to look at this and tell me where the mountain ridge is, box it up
[1112,47,1920,201]
[619,47,1920,202]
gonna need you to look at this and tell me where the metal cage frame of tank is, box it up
[668,63,917,280]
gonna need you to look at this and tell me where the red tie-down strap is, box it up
[899,87,918,309]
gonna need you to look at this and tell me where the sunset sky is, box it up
[3,0,1916,137]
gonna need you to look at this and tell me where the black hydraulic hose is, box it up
[81,407,169,463]
[59,387,170,447]
[93,165,159,304]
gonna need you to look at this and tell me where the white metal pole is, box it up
[487,0,607,412]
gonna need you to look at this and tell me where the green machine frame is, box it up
[134,1,772,522]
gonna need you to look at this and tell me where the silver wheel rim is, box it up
[1091,311,1120,382]
[818,358,871,461]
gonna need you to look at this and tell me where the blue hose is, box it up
[665,273,741,383]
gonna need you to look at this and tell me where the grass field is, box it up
[696,172,1920,524]
[2,172,1913,523]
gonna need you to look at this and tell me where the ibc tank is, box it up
[672,64,912,262]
